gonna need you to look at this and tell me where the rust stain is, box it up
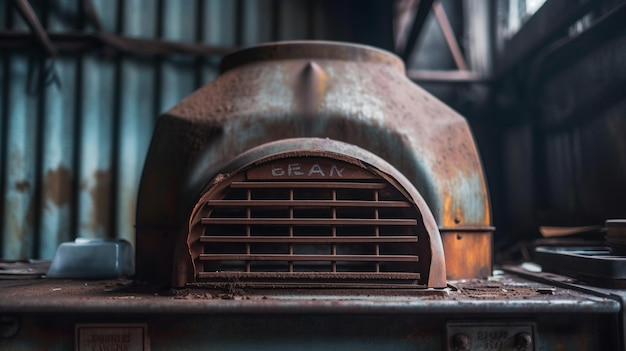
[89,170,111,236]
[14,180,30,192]
[44,166,72,206]
[442,196,460,227]
[442,231,492,279]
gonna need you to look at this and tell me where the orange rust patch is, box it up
[14,180,30,192]
[441,231,492,279]
[45,166,72,206]
[442,195,465,227]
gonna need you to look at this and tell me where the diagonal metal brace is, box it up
[11,0,57,57]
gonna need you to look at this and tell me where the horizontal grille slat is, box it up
[230,181,386,189]
[200,236,418,243]
[199,254,419,262]
[201,218,417,226]
[197,272,420,280]
[206,199,411,208]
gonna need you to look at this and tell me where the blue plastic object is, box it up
[47,238,135,279]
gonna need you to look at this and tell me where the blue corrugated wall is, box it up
[0,0,301,259]
[0,0,396,259]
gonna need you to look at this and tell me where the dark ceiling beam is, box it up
[0,31,234,57]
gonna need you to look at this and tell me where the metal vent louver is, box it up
[187,152,438,288]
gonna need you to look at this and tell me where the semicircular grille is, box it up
[188,157,431,287]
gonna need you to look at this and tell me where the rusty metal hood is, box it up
[136,41,491,283]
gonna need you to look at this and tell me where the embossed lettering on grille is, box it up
[188,157,428,287]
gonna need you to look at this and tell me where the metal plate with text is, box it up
[446,322,535,351]
[75,323,150,351]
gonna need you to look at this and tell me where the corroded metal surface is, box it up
[136,41,492,284]
[0,276,619,314]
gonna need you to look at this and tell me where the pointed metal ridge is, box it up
[297,61,330,113]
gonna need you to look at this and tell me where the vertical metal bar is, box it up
[70,1,86,240]
[152,0,164,121]
[374,189,380,273]
[234,0,244,46]
[0,1,12,258]
[432,1,468,71]
[246,188,251,272]
[109,0,124,239]
[270,0,280,41]
[306,0,315,39]
[194,0,205,89]
[32,1,51,258]
[401,0,434,62]
[331,189,336,273]
[288,188,293,273]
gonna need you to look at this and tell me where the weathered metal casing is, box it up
[136,41,492,285]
